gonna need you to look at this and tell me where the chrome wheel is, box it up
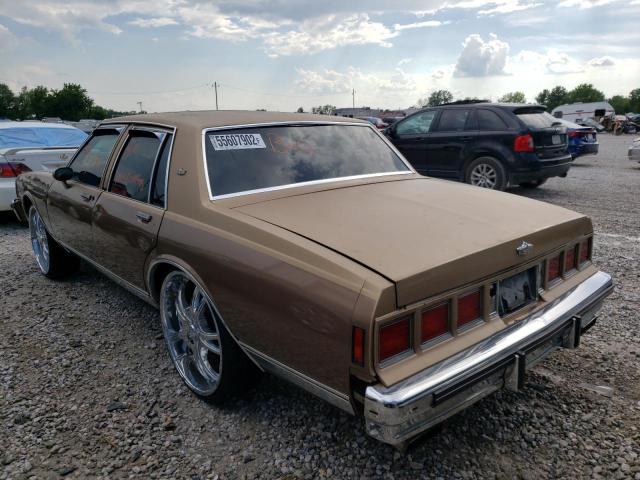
[160,271,222,396]
[29,207,50,274]
[470,163,497,189]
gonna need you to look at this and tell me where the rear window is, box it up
[516,111,561,129]
[436,109,470,132]
[477,109,507,130]
[205,124,409,198]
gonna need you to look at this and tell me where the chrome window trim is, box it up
[200,121,416,201]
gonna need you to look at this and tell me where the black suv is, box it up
[384,102,572,190]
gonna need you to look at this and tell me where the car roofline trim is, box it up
[200,121,416,201]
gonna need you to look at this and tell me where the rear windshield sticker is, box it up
[210,133,266,151]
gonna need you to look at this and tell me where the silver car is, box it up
[629,137,640,163]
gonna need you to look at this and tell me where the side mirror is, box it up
[53,167,73,182]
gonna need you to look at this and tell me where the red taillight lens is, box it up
[579,239,591,264]
[565,245,577,272]
[548,254,561,282]
[379,317,411,362]
[567,130,579,138]
[458,290,482,327]
[514,134,534,152]
[421,302,449,343]
[352,327,364,366]
[0,162,31,178]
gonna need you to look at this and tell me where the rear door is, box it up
[389,110,437,172]
[514,108,568,159]
[423,108,472,177]
[92,127,173,290]
[47,127,123,257]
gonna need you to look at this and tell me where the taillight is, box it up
[421,302,449,343]
[565,245,577,272]
[567,130,579,138]
[579,238,591,264]
[352,327,365,366]
[0,162,32,178]
[458,290,482,327]
[379,317,411,362]
[514,134,534,152]
[548,254,561,282]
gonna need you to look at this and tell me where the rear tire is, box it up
[465,157,507,190]
[28,206,79,279]
[159,270,258,404]
[519,178,547,188]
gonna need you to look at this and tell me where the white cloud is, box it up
[416,0,542,16]
[514,49,584,74]
[0,23,17,51]
[588,56,616,67]
[129,17,178,28]
[557,0,619,7]
[393,20,446,30]
[263,14,397,57]
[453,33,510,77]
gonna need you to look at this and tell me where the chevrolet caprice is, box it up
[13,111,613,448]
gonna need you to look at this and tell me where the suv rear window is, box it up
[516,110,561,129]
[205,124,409,198]
[436,109,470,132]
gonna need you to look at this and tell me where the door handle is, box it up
[80,192,94,202]
[136,212,152,223]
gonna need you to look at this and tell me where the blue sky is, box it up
[0,0,638,112]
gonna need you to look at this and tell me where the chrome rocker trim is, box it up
[364,271,613,447]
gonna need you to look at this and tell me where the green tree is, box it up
[608,95,630,114]
[25,86,52,119]
[420,89,453,107]
[296,107,304,113]
[629,88,640,113]
[0,83,16,118]
[48,83,94,121]
[567,83,605,104]
[535,86,568,112]
[498,91,526,103]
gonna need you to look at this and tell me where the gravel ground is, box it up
[1,134,639,480]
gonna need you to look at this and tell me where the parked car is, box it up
[385,102,573,190]
[0,121,87,213]
[358,116,388,129]
[629,137,640,163]
[555,118,599,159]
[13,111,612,449]
[381,116,404,125]
[576,117,606,133]
[551,101,615,123]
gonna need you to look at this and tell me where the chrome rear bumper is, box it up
[364,271,613,447]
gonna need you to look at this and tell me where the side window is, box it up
[150,134,173,207]
[436,109,470,132]
[477,109,507,130]
[69,130,120,187]
[396,111,437,135]
[109,130,165,203]
[553,111,563,118]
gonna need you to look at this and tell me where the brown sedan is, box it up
[13,111,613,448]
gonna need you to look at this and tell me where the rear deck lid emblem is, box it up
[516,241,533,256]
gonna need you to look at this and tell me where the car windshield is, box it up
[0,126,88,149]
[516,111,561,129]
[204,124,409,198]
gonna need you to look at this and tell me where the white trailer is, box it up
[551,102,615,123]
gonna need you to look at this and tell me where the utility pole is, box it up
[213,82,219,110]
[137,101,143,113]
[352,89,355,109]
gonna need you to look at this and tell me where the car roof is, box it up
[103,110,367,130]
[0,121,82,130]
[431,102,546,110]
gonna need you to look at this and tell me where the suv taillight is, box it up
[514,134,534,152]
[0,162,32,178]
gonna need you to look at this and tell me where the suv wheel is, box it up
[466,157,507,190]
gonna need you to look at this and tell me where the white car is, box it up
[0,121,87,213]
[630,137,640,163]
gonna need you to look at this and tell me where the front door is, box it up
[92,128,173,289]
[424,108,473,178]
[47,127,123,257]
[389,110,437,173]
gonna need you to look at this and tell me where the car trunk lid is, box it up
[1,147,77,173]
[234,177,591,308]
[514,107,569,159]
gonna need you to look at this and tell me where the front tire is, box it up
[159,270,257,403]
[28,206,79,278]
[465,157,507,190]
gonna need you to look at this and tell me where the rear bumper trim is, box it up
[364,271,613,446]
